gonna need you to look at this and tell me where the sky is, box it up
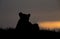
[0,0,60,29]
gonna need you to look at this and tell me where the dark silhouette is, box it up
[16,12,39,32]
[33,24,39,32]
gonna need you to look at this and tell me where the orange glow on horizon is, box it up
[38,21,60,30]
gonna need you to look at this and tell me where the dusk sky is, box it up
[0,0,60,29]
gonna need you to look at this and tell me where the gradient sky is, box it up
[0,0,60,29]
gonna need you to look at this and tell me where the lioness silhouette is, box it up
[16,12,39,32]
[16,12,33,32]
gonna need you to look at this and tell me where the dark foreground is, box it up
[0,12,60,34]
[0,28,59,33]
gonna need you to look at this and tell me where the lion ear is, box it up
[28,14,30,17]
[19,12,23,17]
